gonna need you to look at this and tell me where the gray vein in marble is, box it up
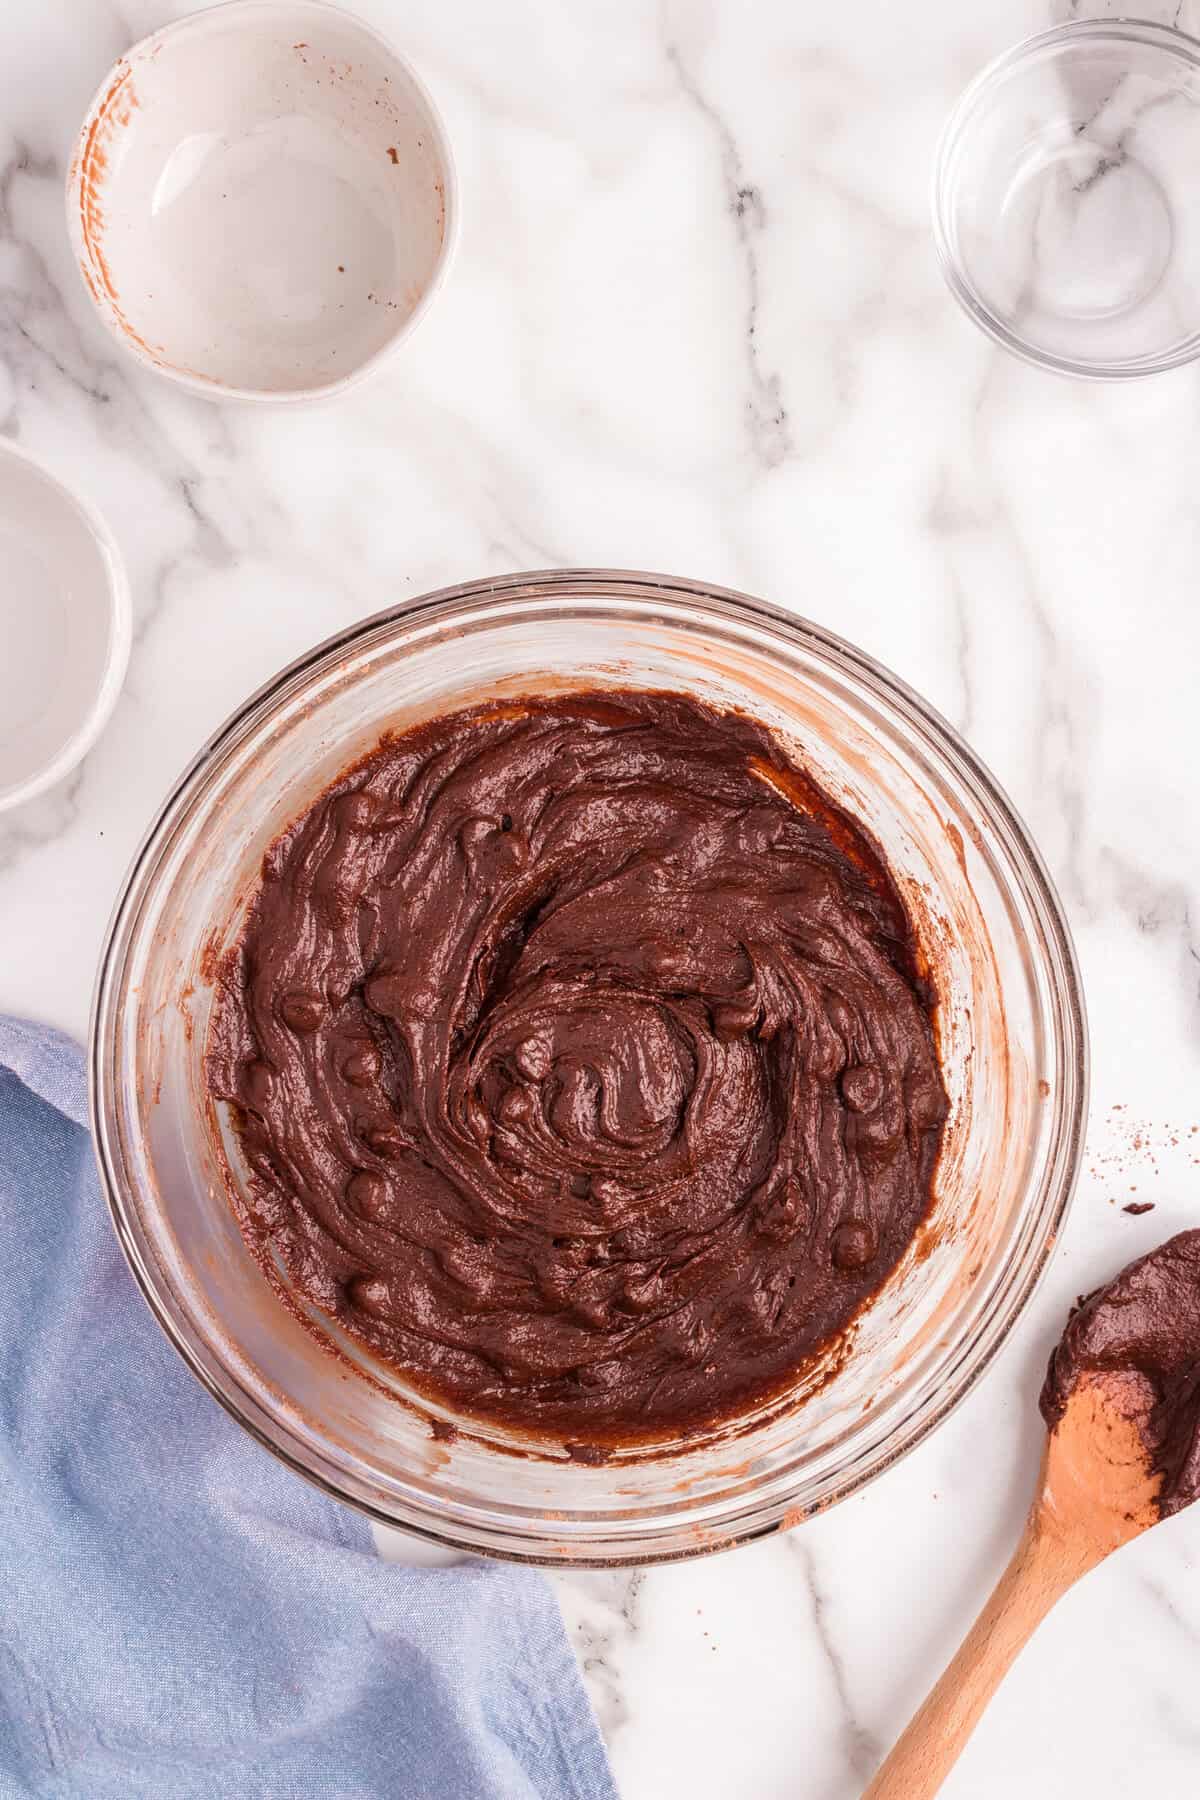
[1071,147,1126,196]
[177,475,237,568]
[482,487,566,571]
[662,39,792,469]
[0,766,86,881]
[1069,84,1187,200]
[127,457,259,659]
[1136,1569,1200,1648]
[132,483,242,663]
[0,135,278,623]
[0,145,114,413]
[1152,1687,1200,1752]
[384,392,568,570]
[558,1569,644,1744]
[1099,848,1200,1039]
[947,567,974,738]
[1058,0,1195,20]
[1007,537,1089,913]
[787,1540,879,1778]
[925,473,980,736]
[957,363,1094,915]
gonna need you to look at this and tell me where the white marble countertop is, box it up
[4,1,1200,1794]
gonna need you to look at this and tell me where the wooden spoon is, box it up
[861,1368,1163,1799]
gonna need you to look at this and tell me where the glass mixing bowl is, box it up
[91,571,1087,1565]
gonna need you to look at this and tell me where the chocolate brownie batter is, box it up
[1041,1230,1200,1517]
[208,691,947,1440]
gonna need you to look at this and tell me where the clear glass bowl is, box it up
[934,20,1200,378]
[90,571,1087,1565]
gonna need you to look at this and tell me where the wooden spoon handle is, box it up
[861,1511,1089,1799]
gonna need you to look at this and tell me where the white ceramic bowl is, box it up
[0,439,131,812]
[67,1,458,401]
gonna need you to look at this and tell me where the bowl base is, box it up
[1001,132,1172,323]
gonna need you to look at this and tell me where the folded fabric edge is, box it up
[0,1013,89,1127]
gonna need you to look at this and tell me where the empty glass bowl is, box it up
[934,20,1200,378]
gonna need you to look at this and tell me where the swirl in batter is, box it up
[208,691,947,1441]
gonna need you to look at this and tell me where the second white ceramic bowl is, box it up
[0,439,130,811]
[67,1,457,401]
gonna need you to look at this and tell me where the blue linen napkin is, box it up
[0,1016,618,1800]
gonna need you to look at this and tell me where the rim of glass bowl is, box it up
[932,18,1200,381]
[90,569,1088,1565]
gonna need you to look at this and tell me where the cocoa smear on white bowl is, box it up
[0,439,130,812]
[66,1,458,403]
